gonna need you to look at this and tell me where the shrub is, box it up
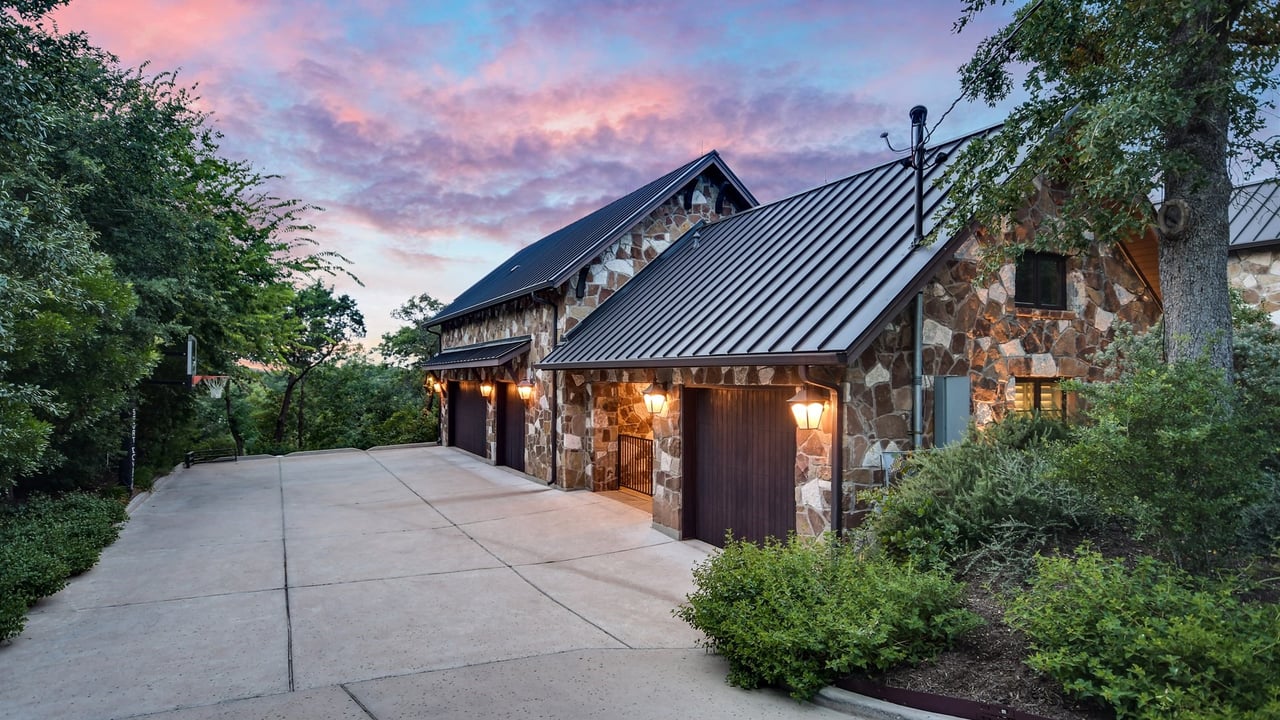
[0,492,127,641]
[863,413,1098,574]
[675,534,981,699]
[1058,357,1269,568]
[1007,549,1280,720]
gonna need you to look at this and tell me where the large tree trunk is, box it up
[1159,5,1237,378]
[296,376,306,448]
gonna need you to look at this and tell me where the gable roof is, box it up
[430,151,756,326]
[1231,178,1280,250]
[538,127,997,370]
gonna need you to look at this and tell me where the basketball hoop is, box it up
[194,375,230,399]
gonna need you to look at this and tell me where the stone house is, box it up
[536,126,1163,545]
[423,151,756,487]
[1228,179,1280,324]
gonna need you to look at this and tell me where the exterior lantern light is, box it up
[788,385,829,430]
[642,382,667,414]
[516,378,535,401]
[479,380,494,399]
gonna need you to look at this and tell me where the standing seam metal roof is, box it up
[429,151,757,326]
[1230,179,1280,250]
[537,127,997,369]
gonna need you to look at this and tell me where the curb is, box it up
[125,463,183,515]
[366,441,441,451]
[814,687,964,720]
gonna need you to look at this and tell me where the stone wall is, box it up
[1230,246,1280,325]
[562,175,740,335]
[439,167,743,489]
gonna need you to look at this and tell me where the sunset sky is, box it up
[49,0,1030,345]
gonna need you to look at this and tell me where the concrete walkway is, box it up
[0,446,845,720]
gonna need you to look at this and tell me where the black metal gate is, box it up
[617,434,653,495]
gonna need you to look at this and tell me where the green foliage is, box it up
[946,0,1279,369]
[675,535,981,700]
[378,293,445,368]
[1008,550,1280,720]
[864,413,1097,575]
[0,492,127,642]
[1058,354,1270,567]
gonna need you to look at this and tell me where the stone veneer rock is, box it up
[1230,246,1280,325]
[437,173,740,488]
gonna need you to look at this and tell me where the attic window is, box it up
[1014,252,1066,309]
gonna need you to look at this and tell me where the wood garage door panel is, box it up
[449,381,487,458]
[689,387,795,546]
[496,382,525,472]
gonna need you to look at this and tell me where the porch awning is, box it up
[423,336,531,370]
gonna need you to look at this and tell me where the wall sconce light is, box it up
[480,380,494,399]
[788,385,828,430]
[642,382,668,414]
[516,378,534,401]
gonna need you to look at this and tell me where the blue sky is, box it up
[53,0,1031,344]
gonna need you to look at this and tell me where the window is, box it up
[1015,252,1066,309]
[1013,378,1065,417]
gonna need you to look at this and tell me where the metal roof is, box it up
[423,336,531,370]
[538,127,997,370]
[1230,179,1280,250]
[429,151,757,326]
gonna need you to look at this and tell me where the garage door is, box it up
[448,381,487,458]
[684,387,796,546]
[495,382,525,472]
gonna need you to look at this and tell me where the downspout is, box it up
[913,293,924,450]
[799,366,844,537]
[531,293,559,487]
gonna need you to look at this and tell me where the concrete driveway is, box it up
[0,446,845,720]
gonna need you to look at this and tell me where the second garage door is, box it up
[448,381,487,458]
[684,387,796,546]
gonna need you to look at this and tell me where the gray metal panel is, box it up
[1230,179,1280,250]
[933,375,971,447]
[538,127,996,370]
[430,152,758,326]
[424,336,531,370]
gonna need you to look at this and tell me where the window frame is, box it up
[1014,251,1067,310]
[1013,378,1067,418]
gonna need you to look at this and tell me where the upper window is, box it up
[1013,378,1065,418]
[1015,252,1066,309]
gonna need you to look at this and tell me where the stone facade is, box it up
[437,172,742,487]
[1230,246,1280,325]
[558,231,1161,538]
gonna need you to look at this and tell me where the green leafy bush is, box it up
[863,413,1097,574]
[1008,550,1280,719]
[1058,356,1269,568]
[675,534,981,699]
[0,492,127,641]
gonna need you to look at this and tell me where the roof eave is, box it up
[535,350,846,371]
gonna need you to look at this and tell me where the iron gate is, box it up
[617,434,653,496]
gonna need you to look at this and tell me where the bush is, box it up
[0,492,128,642]
[1008,549,1280,720]
[1058,356,1269,568]
[675,534,981,699]
[863,413,1097,574]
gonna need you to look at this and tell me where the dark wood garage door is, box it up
[448,381,487,458]
[495,382,525,472]
[684,387,796,546]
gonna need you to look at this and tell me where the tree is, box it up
[0,0,155,493]
[271,283,366,445]
[945,0,1279,374]
[377,293,444,368]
